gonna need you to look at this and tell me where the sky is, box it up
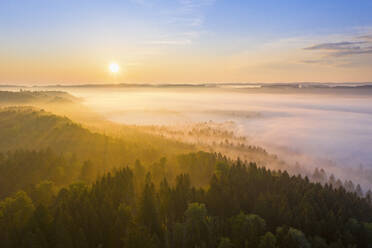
[1,0,372,84]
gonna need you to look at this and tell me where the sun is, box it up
[109,63,120,73]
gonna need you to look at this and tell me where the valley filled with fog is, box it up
[38,85,371,188]
[5,85,372,188]
[2,85,372,247]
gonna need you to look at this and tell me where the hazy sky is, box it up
[1,0,372,84]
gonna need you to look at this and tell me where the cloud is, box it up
[304,41,366,51]
[129,0,152,7]
[145,39,192,45]
[131,0,214,48]
[167,17,204,27]
[332,47,372,57]
[358,35,372,41]
[301,59,325,64]
[179,0,216,11]
[144,31,198,46]
[303,34,372,58]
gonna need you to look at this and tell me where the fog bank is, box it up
[47,86,372,188]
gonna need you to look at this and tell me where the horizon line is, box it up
[1,81,372,88]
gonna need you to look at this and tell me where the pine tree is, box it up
[138,176,162,239]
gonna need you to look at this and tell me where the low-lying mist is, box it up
[41,86,372,188]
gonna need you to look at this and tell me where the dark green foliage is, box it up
[218,237,234,248]
[229,212,266,248]
[30,180,56,206]
[0,149,78,198]
[1,159,372,247]
[177,151,224,186]
[138,175,162,238]
[259,232,277,248]
[184,203,209,247]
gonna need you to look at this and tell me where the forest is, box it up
[1,91,372,247]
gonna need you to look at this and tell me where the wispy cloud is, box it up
[145,39,192,45]
[301,59,324,64]
[304,41,366,51]
[358,35,372,41]
[179,0,216,12]
[303,33,372,59]
[129,0,152,7]
[144,31,198,46]
[135,0,214,47]
[168,17,204,27]
[333,48,372,57]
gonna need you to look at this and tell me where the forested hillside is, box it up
[0,107,195,197]
[1,160,372,248]
[0,90,77,104]
[0,107,193,163]
[1,93,372,247]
